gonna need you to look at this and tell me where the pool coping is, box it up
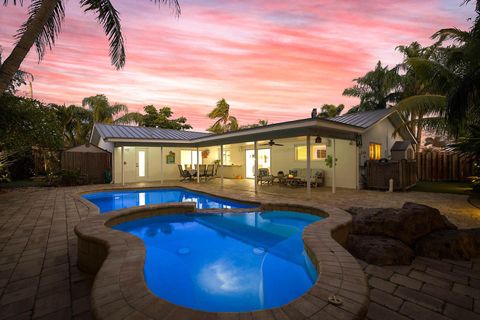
[74,187,369,320]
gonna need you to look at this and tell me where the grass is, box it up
[412,181,473,195]
[0,179,47,189]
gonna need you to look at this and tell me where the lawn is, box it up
[412,181,473,195]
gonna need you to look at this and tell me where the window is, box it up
[369,143,382,160]
[295,145,327,161]
[180,150,202,168]
[223,150,232,165]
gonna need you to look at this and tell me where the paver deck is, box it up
[0,179,479,319]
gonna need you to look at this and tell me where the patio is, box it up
[0,182,479,319]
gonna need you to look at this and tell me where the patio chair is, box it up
[257,168,274,185]
[197,164,207,180]
[313,170,325,187]
[178,164,192,182]
[204,164,215,181]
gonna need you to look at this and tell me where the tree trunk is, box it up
[416,114,423,148]
[0,0,61,94]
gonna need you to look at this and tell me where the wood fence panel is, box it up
[415,151,475,182]
[61,151,111,184]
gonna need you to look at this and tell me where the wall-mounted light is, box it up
[315,136,322,144]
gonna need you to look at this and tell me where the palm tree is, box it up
[318,104,344,118]
[343,61,403,113]
[393,42,454,143]
[207,98,238,133]
[0,47,34,95]
[52,103,93,147]
[432,0,480,135]
[0,0,180,94]
[82,94,130,124]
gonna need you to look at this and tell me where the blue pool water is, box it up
[114,210,322,312]
[82,188,256,213]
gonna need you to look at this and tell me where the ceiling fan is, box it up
[260,139,284,146]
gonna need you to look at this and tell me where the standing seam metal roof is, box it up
[95,123,211,140]
[327,108,394,128]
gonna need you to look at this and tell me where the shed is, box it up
[61,144,111,184]
[391,141,415,161]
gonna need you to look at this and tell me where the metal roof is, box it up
[94,123,211,141]
[327,109,394,128]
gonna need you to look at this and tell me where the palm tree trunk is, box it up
[0,0,61,94]
[416,114,423,147]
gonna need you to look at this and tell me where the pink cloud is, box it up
[0,0,474,130]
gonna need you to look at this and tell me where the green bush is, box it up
[473,179,480,193]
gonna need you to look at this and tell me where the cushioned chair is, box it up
[257,168,274,185]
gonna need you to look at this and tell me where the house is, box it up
[90,108,416,192]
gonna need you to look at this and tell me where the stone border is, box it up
[74,188,369,319]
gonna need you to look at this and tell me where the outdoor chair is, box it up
[257,168,274,185]
[178,164,192,182]
[197,164,207,180]
[204,164,215,181]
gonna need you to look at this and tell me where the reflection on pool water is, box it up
[114,210,323,312]
[82,188,256,213]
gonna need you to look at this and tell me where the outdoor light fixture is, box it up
[315,136,322,144]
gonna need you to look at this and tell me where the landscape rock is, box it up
[414,228,480,260]
[347,202,456,245]
[346,234,415,265]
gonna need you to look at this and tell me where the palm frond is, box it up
[15,0,65,61]
[432,28,471,44]
[3,0,24,5]
[151,0,181,16]
[114,112,143,124]
[80,0,125,69]
[395,94,447,115]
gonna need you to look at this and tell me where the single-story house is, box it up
[90,108,416,193]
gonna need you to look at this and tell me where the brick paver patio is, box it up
[0,181,479,319]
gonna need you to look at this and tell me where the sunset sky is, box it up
[0,0,475,130]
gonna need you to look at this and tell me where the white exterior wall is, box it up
[113,146,222,184]
[360,118,404,165]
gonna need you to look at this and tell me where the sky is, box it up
[0,0,475,131]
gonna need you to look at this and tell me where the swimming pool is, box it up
[82,188,256,213]
[114,210,322,312]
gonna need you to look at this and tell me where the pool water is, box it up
[114,210,322,312]
[82,188,256,213]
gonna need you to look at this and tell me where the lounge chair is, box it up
[289,168,325,187]
[178,164,192,182]
[257,168,274,185]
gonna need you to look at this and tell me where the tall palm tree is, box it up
[393,42,454,143]
[432,0,480,135]
[318,104,344,118]
[0,0,180,94]
[207,98,238,133]
[0,47,34,95]
[82,94,130,124]
[343,61,403,113]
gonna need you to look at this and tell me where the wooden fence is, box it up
[367,160,418,191]
[416,151,476,182]
[61,151,111,184]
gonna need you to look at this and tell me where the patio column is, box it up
[121,146,124,186]
[220,145,224,188]
[332,139,336,193]
[112,147,116,184]
[306,135,311,197]
[160,146,164,184]
[196,146,200,183]
[254,141,258,194]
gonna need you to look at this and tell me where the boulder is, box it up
[347,202,456,245]
[346,234,415,265]
[414,228,480,260]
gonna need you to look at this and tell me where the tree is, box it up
[0,0,180,94]
[343,61,403,113]
[51,103,93,147]
[318,104,344,118]
[135,105,192,130]
[0,47,34,95]
[239,119,269,129]
[432,0,480,135]
[82,94,130,124]
[207,98,238,133]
